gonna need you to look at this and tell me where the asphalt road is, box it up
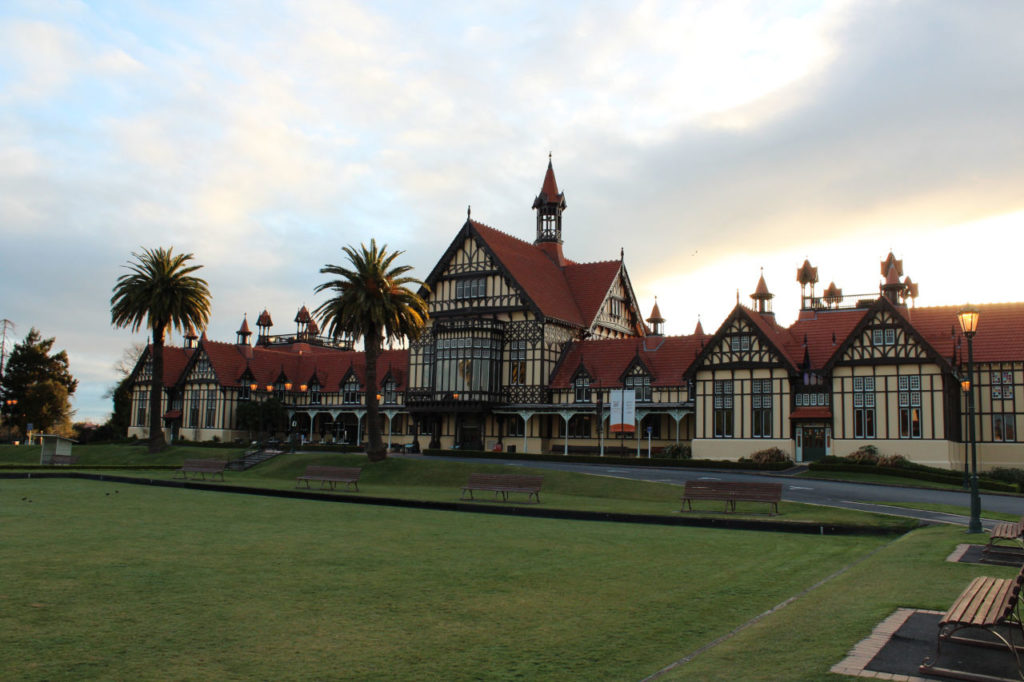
[424,455,1023,529]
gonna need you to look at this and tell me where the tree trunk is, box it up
[364,329,386,461]
[148,326,167,453]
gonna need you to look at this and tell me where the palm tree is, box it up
[314,239,428,461]
[111,247,211,453]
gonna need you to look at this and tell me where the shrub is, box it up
[986,467,1024,487]
[845,448,879,465]
[662,443,692,460]
[744,447,791,465]
[877,454,909,468]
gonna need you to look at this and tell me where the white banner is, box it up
[609,389,636,433]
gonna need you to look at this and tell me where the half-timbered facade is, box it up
[125,159,1024,471]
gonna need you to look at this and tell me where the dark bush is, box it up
[662,443,692,460]
[742,447,792,466]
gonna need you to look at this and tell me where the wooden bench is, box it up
[986,516,1024,556]
[680,480,782,515]
[295,465,361,492]
[174,459,227,481]
[49,454,78,466]
[920,564,1024,680]
[461,473,543,503]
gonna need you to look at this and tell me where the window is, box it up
[609,298,622,318]
[436,336,502,395]
[898,375,922,438]
[274,381,287,401]
[455,277,486,300]
[507,417,525,438]
[872,328,896,346]
[238,383,251,401]
[730,335,751,352]
[389,414,404,435]
[626,373,651,402]
[309,382,321,405]
[343,377,361,404]
[713,379,734,438]
[560,414,592,438]
[135,395,147,426]
[993,414,1017,442]
[752,379,772,438]
[204,389,217,428]
[574,375,591,403]
[992,370,1015,400]
[382,380,398,405]
[509,341,527,386]
[853,376,875,438]
[188,391,200,428]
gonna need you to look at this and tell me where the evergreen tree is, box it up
[0,328,78,436]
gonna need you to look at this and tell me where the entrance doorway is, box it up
[797,425,830,461]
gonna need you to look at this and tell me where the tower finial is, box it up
[467,204,471,219]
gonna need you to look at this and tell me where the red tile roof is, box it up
[471,220,596,326]
[898,302,1024,364]
[789,407,832,420]
[550,335,705,388]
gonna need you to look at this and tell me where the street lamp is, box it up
[957,304,983,534]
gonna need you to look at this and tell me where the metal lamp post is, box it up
[957,305,983,534]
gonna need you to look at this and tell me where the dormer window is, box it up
[309,382,321,405]
[382,380,398,404]
[625,372,651,402]
[239,382,251,401]
[574,375,591,403]
[343,377,361,404]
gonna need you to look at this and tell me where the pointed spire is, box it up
[750,268,774,315]
[533,154,567,247]
[694,317,705,336]
[646,297,665,336]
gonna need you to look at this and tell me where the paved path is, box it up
[419,455,1021,529]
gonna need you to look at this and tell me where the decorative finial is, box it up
[467,205,471,218]
[736,289,740,304]
[620,247,624,261]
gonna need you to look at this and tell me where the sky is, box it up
[2,0,1023,423]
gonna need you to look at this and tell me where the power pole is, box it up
[0,319,13,384]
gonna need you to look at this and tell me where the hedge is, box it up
[423,449,793,470]
[807,461,1018,493]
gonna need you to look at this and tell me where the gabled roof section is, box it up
[132,345,194,388]
[690,305,800,375]
[784,308,868,369]
[822,297,952,372]
[563,260,621,327]
[550,335,704,388]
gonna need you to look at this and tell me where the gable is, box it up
[691,310,794,374]
[830,302,950,371]
[182,349,218,384]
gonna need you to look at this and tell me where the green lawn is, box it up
[0,442,244,466]
[3,477,899,681]
[666,524,1011,680]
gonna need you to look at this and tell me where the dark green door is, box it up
[801,426,827,461]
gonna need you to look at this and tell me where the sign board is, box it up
[609,389,635,434]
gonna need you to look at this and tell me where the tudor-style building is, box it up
[125,159,1024,472]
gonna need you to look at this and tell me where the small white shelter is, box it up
[39,434,77,465]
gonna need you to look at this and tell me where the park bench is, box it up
[174,459,227,481]
[461,473,543,503]
[919,563,1024,680]
[985,516,1024,556]
[49,454,78,466]
[295,465,362,492]
[680,480,782,515]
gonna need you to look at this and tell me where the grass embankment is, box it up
[0,444,914,528]
[665,524,1014,680]
[2,477,905,681]
[0,443,244,466]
